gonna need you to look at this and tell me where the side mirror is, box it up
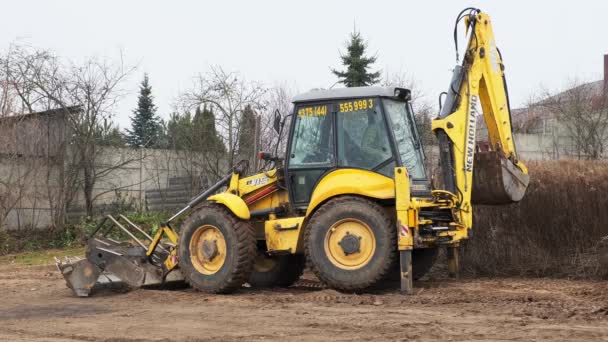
[273,110,282,133]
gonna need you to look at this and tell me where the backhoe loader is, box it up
[57,8,529,296]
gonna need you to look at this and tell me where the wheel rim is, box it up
[190,224,227,275]
[253,252,277,273]
[324,218,376,270]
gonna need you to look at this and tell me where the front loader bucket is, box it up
[57,215,183,297]
[472,151,529,205]
[56,258,102,297]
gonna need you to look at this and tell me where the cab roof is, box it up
[292,86,409,103]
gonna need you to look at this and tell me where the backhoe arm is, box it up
[432,9,529,227]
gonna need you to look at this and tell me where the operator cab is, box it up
[286,86,431,210]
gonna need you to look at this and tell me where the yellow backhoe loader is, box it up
[57,8,529,296]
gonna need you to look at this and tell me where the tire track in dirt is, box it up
[0,265,606,341]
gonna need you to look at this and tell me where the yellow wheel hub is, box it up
[324,218,376,270]
[190,225,226,275]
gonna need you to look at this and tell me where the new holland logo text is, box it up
[465,95,479,173]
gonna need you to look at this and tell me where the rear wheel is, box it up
[178,204,256,293]
[249,252,305,288]
[305,196,396,291]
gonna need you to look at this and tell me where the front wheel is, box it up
[178,204,256,293]
[305,196,396,291]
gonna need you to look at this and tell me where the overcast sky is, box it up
[3,0,607,128]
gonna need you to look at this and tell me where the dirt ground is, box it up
[0,263,607,342]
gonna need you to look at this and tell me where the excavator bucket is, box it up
[472,151,529,205]
[56,215,183,297]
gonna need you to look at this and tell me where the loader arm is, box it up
[432,9,529,228]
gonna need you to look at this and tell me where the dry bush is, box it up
[465,160,608,279]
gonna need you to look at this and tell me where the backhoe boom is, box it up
[432,9,529,228]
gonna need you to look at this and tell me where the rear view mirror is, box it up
[273,110,282,133]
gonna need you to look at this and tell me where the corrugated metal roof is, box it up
[292,86,403,103]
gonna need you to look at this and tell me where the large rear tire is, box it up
[305,196,396,291]
[178,204,255,294]
[249,253,305,288]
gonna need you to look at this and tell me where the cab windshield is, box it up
[383,99,426,179]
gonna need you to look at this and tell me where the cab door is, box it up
[285,103,335,209]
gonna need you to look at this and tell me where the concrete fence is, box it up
[1,147,211,230]
[0,131,592,230]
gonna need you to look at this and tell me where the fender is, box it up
[207,193,250,220]
[305,169,395,217]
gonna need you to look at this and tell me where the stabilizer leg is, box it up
[399,250,413,295]
[447,246,460,278]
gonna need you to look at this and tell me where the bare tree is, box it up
[0,46,72,228]
[180,66,267,172]
[540,80,608,159]
[381,68,424,102]
[62,57,138,216]
[259,84,295,158]
[0,44,138,226]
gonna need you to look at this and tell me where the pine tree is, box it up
[237,105,257,162]
[126,74,161,147]
[193,105,225,154]
[166,111,193,150]
[332,30,381,87]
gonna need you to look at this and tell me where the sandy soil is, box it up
[0,263,606,342]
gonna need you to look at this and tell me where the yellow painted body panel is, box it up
[306,169,395,217]
[264,217,305,253]
[238,169,279,196]
[207,193,251,220]
[394,167,414,250]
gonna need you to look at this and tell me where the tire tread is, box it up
[179,204,256,294]
[304,196,396,291]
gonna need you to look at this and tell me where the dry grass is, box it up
[465,160,608,278]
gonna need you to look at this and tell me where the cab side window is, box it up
[288,104,334,206]
[289,107,334,168]
[336,98,392,171]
